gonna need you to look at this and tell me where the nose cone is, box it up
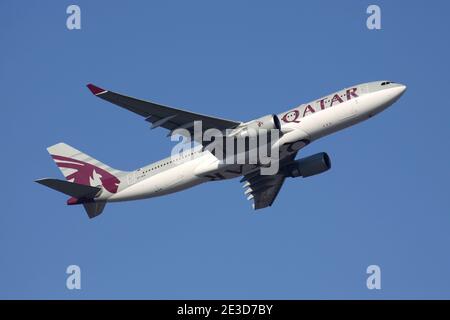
[398,84,407,95]
[391,83,407,101]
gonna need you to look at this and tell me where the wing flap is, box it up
[239,151,301,210]
[241,173,286,210]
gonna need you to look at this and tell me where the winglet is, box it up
[87,83,107,96]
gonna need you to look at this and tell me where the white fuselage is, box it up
[105,81,406,203]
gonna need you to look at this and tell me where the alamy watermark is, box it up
[366,5,381,30]
[66,265,81,290]
[170,121,281,175]
[66,5,81,30]
[366,265,381,290]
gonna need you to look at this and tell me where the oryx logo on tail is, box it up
[52,155,120,193]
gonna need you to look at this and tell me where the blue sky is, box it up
[1,1,449,299]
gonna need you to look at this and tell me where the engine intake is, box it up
[230,114,281,138]
[284,152,331,178]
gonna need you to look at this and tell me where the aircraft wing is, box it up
[241,173,286,209]
[86,84,241,139]
[240,152,298,210]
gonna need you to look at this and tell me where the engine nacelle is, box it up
[284,152,331,178]
[230,114,281,138]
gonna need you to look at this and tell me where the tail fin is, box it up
[47,143,124,194]
[38,143,126,218]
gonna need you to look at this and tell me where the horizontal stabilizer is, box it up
[83,202,106,219]
[35,178,101,199]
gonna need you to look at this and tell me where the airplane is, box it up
[36,80,406,218]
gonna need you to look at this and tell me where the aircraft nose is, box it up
[393,83,407,98]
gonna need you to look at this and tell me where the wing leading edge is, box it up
[86,84,241,139]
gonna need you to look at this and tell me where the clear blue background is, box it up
[1,1,449,299]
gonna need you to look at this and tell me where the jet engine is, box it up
[283,152,331,178]
[229,114,281,138]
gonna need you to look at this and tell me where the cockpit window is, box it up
[381,81,393,86]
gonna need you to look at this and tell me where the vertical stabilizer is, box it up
[38,142,129,218]
[47,142,126,194]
